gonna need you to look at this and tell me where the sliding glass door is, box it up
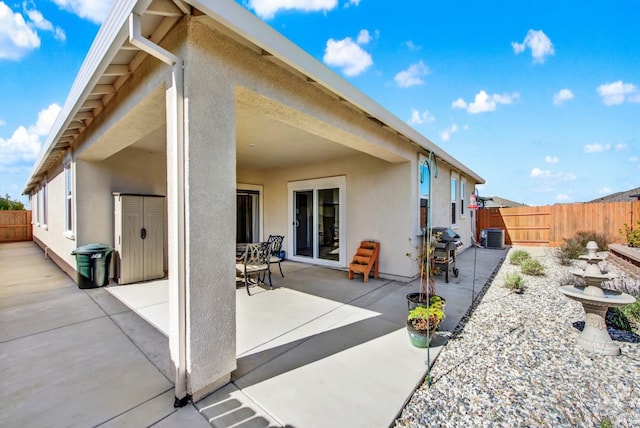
[236,185,263,244]
[294,190,313,257]
[289,177,345,267]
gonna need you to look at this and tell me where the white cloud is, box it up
[452,90,519,114]
[249,0,337,19]
[345,0,361,7]
[545,155,559,164]
[615,143,627,151]
[51,0,115,23]
[584,143,611,153]
[596,80,640,105]
[25,7,65,41]
[629,156,639,163]
[356,29,371,44]
[394,60,429,88]
[530,168,576,181]
[323,35,372,76]
[0,119,5,126]
[408,109,435,125]
[440,124,458,141]
[0,103,60,169]
[555,194,571,202]
[404,41,421,51]
[0,2,40,60]
[597,187,612,195]
[553,89,574,106]
[451,98,467,109]
[511,29,554,63]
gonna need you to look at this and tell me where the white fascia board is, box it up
[187,0,484,184]
[23,0,154,194]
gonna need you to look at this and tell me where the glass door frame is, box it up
[237,183,264,243]
[287,176,346,267]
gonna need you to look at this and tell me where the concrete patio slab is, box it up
[0,241,507,427]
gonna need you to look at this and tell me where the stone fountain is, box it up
[560,241,636,356]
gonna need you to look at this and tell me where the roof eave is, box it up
[22,0,152,195]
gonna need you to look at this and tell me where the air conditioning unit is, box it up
[482,228,505,249]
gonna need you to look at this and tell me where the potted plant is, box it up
[406,232,442,311]
[406,296,446,347]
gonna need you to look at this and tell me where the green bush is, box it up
[509,250,531,266]
[619,298,640,334]
[606,308,633,331]
[619,221,640,248]
[521,258,545,276]
[556,231,608,264]
[504,272,525,293]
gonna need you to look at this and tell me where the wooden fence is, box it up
[476,201,640,247]
[0,211,32,242]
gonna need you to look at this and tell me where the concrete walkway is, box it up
[0,241,506,427]
[0,242,209,427]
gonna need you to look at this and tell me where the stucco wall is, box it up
[75,147,167,246]
[31,161,77,271]
[238,153,417,277]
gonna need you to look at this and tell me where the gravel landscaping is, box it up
[395,246,640,427]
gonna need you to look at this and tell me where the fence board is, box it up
[0,211,32,242]
[476,201,640,247]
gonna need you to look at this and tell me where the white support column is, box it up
[182,38,237,401]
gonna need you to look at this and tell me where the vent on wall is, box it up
[483,228,505,249]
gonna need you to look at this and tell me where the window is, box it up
[460,179,466,217]
[42,179,48,228]
[451,176,457,225]
[64,161,74,236]
[419,159,430,230]
[35,188,40,225]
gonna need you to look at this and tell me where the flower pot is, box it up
[406,293,447,312]
[406,320,437,348]
[406,292,428,311]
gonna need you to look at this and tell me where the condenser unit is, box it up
[482,228,505,249]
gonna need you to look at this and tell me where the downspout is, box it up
[128,13,189,406]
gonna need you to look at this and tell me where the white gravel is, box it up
[395,247,640,428]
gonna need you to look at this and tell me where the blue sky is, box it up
[1,0,638,207]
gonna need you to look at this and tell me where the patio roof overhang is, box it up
[23,0,485,195]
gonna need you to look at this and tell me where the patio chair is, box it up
[236,242,272,295]
[267,235,285,278]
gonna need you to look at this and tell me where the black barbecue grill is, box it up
[432,237,459,283]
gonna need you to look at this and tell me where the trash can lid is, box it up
[71,243,112,255]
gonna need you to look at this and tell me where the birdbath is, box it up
[560,241,636,356]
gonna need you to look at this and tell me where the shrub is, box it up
[556,231,608,264]
[619,221,640,248]
[606,308,633,332]
[521,258,545,276]
[504,272,525,293]
[619,298,640,334]
[509,250,531,266]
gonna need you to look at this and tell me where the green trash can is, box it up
[71,244,114,289]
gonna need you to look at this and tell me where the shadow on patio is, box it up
[106,246,507,427]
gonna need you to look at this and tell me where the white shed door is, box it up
[121,196,145,284]
[143,196,164,281]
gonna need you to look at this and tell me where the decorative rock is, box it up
[394,248,640,427]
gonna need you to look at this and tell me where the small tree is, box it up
[0,194,25,210]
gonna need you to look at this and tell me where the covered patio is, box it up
[105,246,508,427]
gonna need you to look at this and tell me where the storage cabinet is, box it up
[113,193,165,284]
